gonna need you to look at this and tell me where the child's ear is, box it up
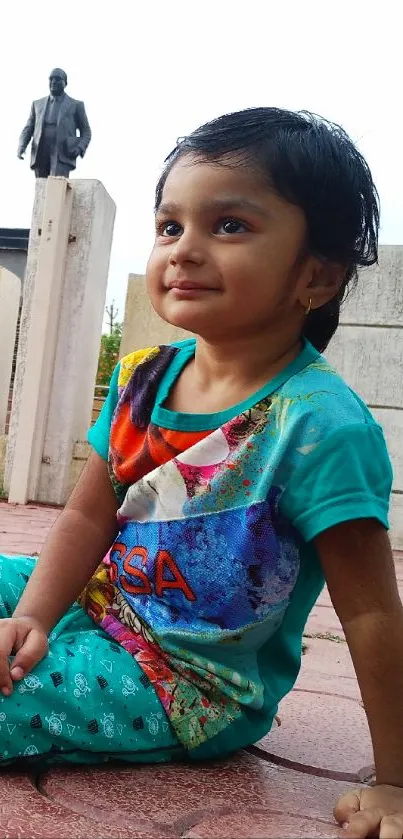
[302,260,346,311]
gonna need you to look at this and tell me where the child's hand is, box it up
[0,617,48,696]
[335,784,403,837]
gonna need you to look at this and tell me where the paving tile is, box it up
[255,688,373,783]
[0,770,144,838]
[0,502,60,556]
[184,809,339,838]
[297,637,361,699]
[305,561,403,641]
[315,589,334,608]
[394,559,403,583]
[41,753,353,837]
[304,603,345,640]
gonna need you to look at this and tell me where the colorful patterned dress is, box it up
[80,338,392,756]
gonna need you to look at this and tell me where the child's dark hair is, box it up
[155,108,379,352]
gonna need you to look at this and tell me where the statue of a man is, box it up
[17,68,92,178]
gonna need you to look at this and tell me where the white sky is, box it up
[1,0,402,327]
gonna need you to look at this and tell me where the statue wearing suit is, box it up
[17,68,92,178]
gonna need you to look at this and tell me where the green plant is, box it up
[96,323,122,387]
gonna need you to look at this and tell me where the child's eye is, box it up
[156,221,182,237]
[215,218,248,235]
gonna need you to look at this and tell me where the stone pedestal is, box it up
[5,177,116,505]
[0,268,20,435]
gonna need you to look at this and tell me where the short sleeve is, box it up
[280,423,393,542]
[87,363,120,461]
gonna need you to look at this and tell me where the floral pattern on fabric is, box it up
[80,566,243,748]
[81,346,303,749]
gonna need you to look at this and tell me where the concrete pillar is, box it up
[5,178,116,505]
[0,268,21,434]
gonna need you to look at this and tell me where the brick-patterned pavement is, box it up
[0,500,401,837]
[0,502,60,556]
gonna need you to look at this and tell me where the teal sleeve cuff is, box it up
[280,423,393,542]
[87,363,120,461]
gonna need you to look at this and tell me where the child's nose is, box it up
[168,229,205,266]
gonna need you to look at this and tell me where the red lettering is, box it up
[121,546,152,595]
[110,542,126,560]
[108,543,195,603]
[109,542,126,583]
[123,546,148,574]
[109,560,118,583]
[155,550,196,601]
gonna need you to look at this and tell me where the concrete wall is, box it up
[0,436,6,494]
[0,229,30,287]
[0,251,27,284]
[0,268,20,434]
[326,245,403,549]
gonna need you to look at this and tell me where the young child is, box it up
[0,107,402,838]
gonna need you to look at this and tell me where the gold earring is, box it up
[305,298,313,316]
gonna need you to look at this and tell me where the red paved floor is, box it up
[0,502,60,557]
[0,501,401,837]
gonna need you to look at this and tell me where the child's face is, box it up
[147,156,317,342]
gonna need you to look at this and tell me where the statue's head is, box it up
[49,69,67,97]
